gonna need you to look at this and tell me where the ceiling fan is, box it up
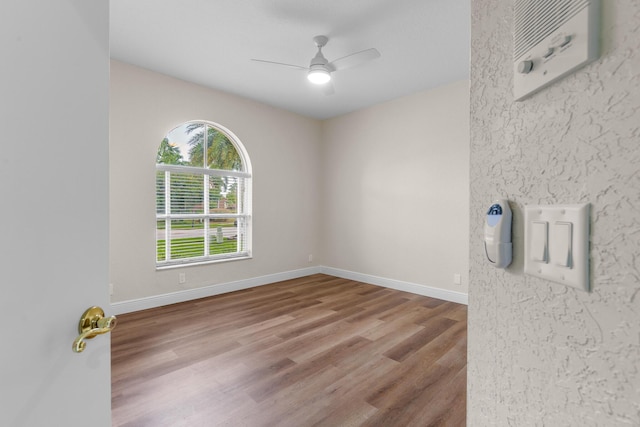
[251,35,381,95]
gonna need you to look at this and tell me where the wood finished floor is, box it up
[111,274,467,427]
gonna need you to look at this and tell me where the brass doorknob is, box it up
[72,306,117,353]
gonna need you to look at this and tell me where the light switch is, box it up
[531,221,548,262]
[551,221,573,268]
[524,204,590,292]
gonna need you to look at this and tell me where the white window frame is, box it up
[156,121,252,269]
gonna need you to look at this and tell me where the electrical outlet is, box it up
[453,274,462,285]
[179,273,186,284]
[308,254,313,263]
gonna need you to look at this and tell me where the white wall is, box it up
[321,81,470,295]
[469,1,640,425]
[1,1,112,425]
[110,60,321,302]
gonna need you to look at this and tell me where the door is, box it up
[0,1,111,426]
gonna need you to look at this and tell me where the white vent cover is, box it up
[513,0,599,101]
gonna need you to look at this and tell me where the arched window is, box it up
[156,121,252,267]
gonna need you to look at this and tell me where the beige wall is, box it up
[109,60,321,302]
[469,1,640,425]
[110,61,470,304]
[321,81,470,294]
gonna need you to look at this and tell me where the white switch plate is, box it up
[453,274,462,285]
[524,204,590,291]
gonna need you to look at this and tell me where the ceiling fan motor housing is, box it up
[308,50,331,84]
[310,49,329,68]
[308,38,332,84]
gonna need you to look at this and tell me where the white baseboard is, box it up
[320,266,468,305]
[111,265,468,315]
[110,266,322,315]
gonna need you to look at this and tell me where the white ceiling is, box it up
[110,0,470,120]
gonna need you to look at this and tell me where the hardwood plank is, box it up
[111,274,467,426]
[383,315,458,362]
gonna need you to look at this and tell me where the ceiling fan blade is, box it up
[251,59,307,71]
[328,48,380,72]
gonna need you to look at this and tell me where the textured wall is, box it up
[469,1,640,426]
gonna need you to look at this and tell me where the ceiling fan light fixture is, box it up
[307,66,331,84]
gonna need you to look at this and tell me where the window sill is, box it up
[156,254,252,271]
